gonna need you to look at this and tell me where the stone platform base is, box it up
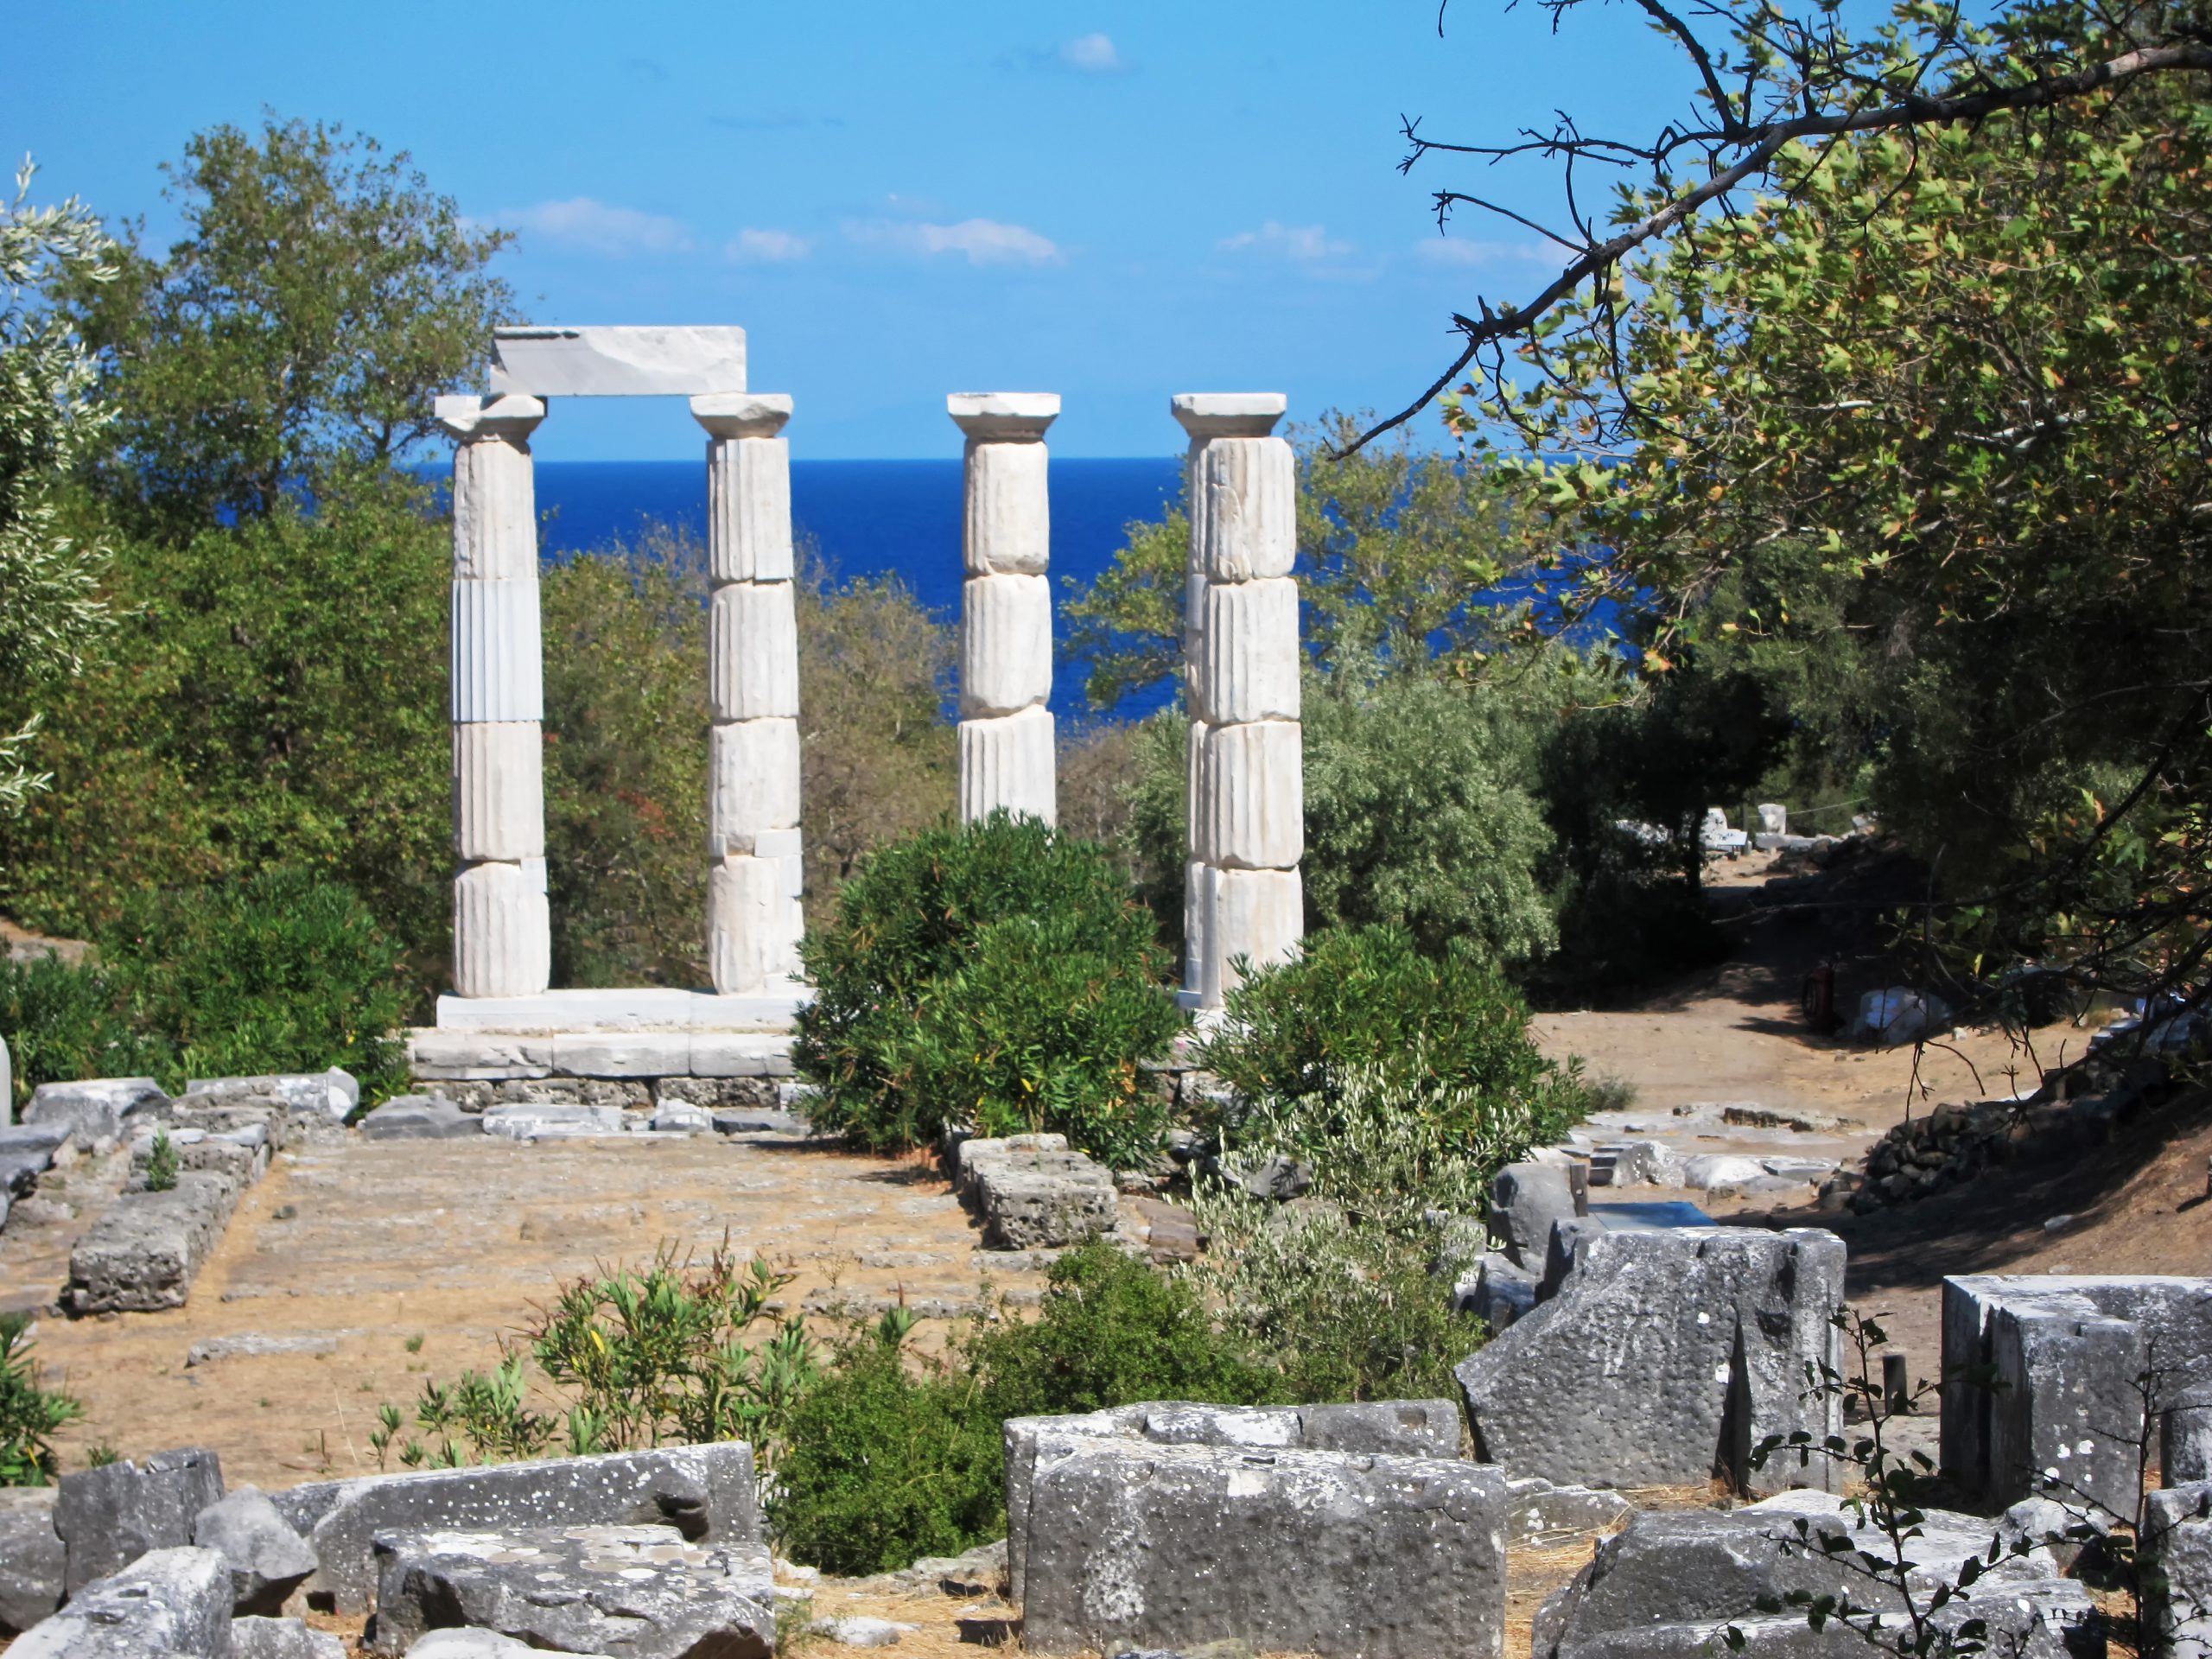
[410,982,810,1083]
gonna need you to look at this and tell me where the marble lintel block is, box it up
[1198,718,1304,870]
[959,573,1052,717]
[709,855,796,994]
[709,581,800,721]
[452,436,541,581]
[1197,576,1300,725]
[957,705,1056,825]
[450,578,544,723]
[706,435,795,582]
[1204,867,1304,1007]
[1200,437,1297,583]
[963,439,1050,576]
[709,717,803,851]
[452,861,551,998]
[452,721,545,861]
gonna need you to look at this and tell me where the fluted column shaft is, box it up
[1170,393,1300,1008]
[950,393,1059,825]
[694,393,804,994]
[436,393,551,999]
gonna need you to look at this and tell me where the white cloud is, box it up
[1058,32,1123,71]
[1217,222,1353,262]
[505,197,691,257]
[1415,237,1551,267]
[727,227,811,263]
[845,216,1063,265]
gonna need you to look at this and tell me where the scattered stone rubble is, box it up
[1535,1491,2099,1659]
[6,1440,767,1654]
[1941,1273,2212,1515]
[1459,1226,1846,1494]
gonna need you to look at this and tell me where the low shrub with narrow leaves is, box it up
[794,813,1183,1166]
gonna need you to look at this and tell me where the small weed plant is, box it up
[0,1313,82,1485]
[371,1243,816,1471]
[795,813,1184,1166]
[143,1130,179,1192]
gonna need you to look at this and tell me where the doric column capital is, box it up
[1170,392,1286,441]
[691,393,792,439]
[948,391,1060,443]
[435,393,546,443]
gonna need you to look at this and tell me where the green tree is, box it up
[68,114,512,531]
[0,162,117,812]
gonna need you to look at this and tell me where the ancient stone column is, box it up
[436,393,551,999]
[694,393,804,993]
[950,393,1059,825]
[1170,393,1299,1007]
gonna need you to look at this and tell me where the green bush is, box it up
[0,1313,81,1485]
[1196,924,1591,1150]
[0,870,409,1109]
[770,1242,1277,1574]
[100,868,409,1098]
[795,814,1183,1165]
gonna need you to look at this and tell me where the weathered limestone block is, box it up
[957,706,1056,825]
[1940,1274,2212,1512]
[186,1071,358,1124]
[2145,1481,2212,1659]
[452,723,543,861]
[959,574,1052,717]
[267,1442,762,1615]
[10,1546,233,1659]
[709,718,802,849]
[404,1030,553,1083]
[489,326,747,398]
[709,855,795,994]
[0,1488,64,1636]
[368,1524,773,1657]
[1198,437,1296,583]
[1197,577,1300,725]
[448,580,543,724]
[689,1034,797,1079]
[1456,1227,1846,1493]
[359,1096,484,1141]
[709,582,800,721]
[230,1616,346,1659]
[2168,1379,2212,1486]
[1488,1162,1580,1269]
[193,1487,318,1615]
[404,1632,590,1659]
[951,1131,1068,1195]
[1205,868,1303,1003]
[1534,1494,2097,1659]
[130,1126,264,1187]
[1196,720,1302,870]
[55,1447,226,1595]
[1003,1399,1464,1603]
[450,861,550,1000]
[962,438,1050,575]
[1020,1439,1507,1659]
[67,1175,242,1315]
[25,1078,166,1146]
[968,1145,1116,1251]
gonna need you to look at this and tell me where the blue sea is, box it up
[532,458,1184,719]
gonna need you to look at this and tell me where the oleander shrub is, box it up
[0,1313,80,1485]
[0,955,164,1114]
[769,1241,1276,1574]
[794,813,1184,1166]
[1196,923,1591,1151]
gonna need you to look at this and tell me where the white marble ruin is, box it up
[434,327,804,1037]
[436,391,552,998]
[952,393,1060,825]
[696,393,805,993]
[1173,394,1303,1008]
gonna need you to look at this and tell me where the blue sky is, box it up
[15,3,1688,460]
